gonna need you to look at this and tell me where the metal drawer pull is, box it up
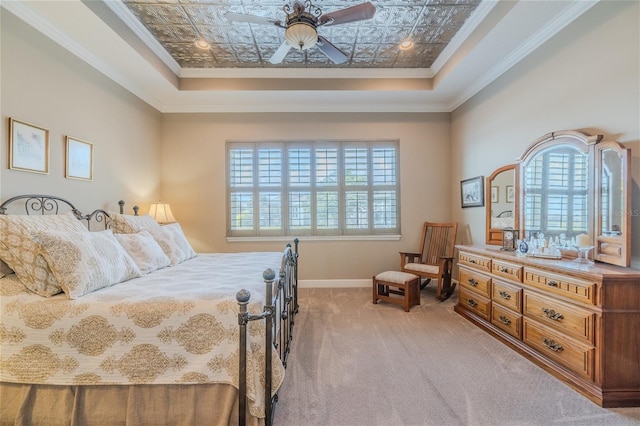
[498,291,511,300]
[498,315,511,326]
[542,337,564,352]
[467,299,478,307]
[500,267,509,273]
[541,307,564,321]
[547,280,558,287]
[468,278,478,286]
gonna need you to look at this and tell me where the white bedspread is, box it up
[0,252,285,417]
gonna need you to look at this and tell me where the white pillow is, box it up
[0,214,89,296]
[114,230,170,274]
[108,212,160,234]
[34,229,141,299]
[148,223,196,266]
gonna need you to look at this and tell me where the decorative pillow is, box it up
[148,223,196,266]
[108,212,160,234]
[114,230,171,274]
[34,229,141,299]
[0,214,89,297]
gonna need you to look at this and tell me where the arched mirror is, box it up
[517,130,631,267]
[485,164,519,245]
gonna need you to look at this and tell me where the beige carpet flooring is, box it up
[273,286,640,426]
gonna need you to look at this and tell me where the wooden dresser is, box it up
[454,245,640,407]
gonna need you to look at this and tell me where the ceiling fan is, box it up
[224,1,376,65]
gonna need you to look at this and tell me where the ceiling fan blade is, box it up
[223,12,281,26]
[269,41,292,64]
[319,2,376,26]
[316,36,348,64]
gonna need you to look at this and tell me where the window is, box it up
[227,140,400,238]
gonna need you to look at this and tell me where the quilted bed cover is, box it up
[0,252,285,417]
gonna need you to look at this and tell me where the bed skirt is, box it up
[0,382,264,426]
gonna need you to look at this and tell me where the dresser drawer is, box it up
[523,268,596,306]
[459,288,491,321]
[458,252,491,272]
[492,304,522,339]
[523,319,595,380]
[492,280,522,312]
[492,260,523,283]
[523,292,595,344]
[459,267,492,298]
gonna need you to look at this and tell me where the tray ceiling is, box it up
[1,0,600,112]
[120,0,481,69]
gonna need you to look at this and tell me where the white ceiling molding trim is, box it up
[429,0,499,76]
[1,0,165,111]
[102,0,182,76]
[447,0,600,111]
[180,67,434,80]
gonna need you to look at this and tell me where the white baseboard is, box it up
[298,279,370,288]
[299,278,461,289]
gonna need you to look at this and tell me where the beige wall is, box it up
[0,11,162,215]
[161,113,451,280]
[451,0,640,268]
[3,0,639,282]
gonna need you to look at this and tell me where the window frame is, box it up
[226,139,401,239]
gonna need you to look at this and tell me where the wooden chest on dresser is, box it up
[454,245,640,407]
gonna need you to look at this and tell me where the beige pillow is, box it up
[108,212,160,234]
[34,229,141,299]
[0,214,88,296]
[114,230,170,274]
[148,223,196,266]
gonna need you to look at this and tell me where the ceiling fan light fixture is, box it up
[285,22,318,50]
[194,38,210,50]
[399,38,414,50]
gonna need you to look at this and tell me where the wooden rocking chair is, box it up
[400,222,458,301]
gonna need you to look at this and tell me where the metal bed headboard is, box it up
[0,194,136,230]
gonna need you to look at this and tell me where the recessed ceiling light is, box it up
[399,39,414,50]
[194,39,210,50]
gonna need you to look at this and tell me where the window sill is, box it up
[226,235,401,243]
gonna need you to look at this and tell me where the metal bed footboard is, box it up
[237,238,299,426]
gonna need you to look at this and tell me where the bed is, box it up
[0,195,298,426]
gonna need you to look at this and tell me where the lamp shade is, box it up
[285,22,317,50]
[148,203,176,224]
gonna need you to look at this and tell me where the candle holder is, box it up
[573,245,594,265]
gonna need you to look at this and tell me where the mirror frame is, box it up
[485,164,519,245]
[595,140,631,267]
[515,130,631,267]
[517,130,600,255]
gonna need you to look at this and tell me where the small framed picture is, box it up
[9,118,49,174]
[506,185,514,203]
[460,176,484,208]
[491,186,499,203]
[65,136,94,181]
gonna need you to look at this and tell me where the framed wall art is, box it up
[65,136,93,181]
[491,186,499,203]
[9,118,49,174]
[506,185,514,203]
[461,175,484,208]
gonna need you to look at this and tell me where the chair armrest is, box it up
[438,256,454,271]
[399,251,421,268]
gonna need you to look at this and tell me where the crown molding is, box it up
[447,0,600,111]
[102,0,182,76]
[1,0,165,111]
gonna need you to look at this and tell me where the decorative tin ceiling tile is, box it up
[122,0,481,68]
